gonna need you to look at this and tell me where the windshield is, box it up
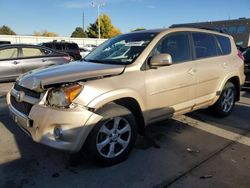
[84,32,157,65]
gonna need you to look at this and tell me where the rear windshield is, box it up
[66,43,79,50]
[216,35,231,55]
[55,43,62,50]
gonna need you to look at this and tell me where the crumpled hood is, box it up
[17,61,125,91]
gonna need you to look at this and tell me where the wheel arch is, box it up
[218,75,241,102]
[87,89,146,135]
[227,76,240,101]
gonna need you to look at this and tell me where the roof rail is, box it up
[170,24,229,34]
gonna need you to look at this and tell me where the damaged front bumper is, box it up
[7,92,102,152]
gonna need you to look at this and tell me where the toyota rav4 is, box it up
[7,27,245,165]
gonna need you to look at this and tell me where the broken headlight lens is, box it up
[47,84,83,107]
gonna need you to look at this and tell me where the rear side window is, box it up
[192,32,218,59]
[22,48,44,57]
[0,48,18,60]
[216,35,231,55]
[154,33,191,63]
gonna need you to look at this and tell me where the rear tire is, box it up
[211,82,236,117]
[84,104,137,166]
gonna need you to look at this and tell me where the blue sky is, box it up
[0,0,249,36]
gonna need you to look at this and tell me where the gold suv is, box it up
[7,27,245,165]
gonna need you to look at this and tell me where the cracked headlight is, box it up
[47,84,83,107]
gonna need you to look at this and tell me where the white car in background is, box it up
[83,44,97,51]
[79,48,90,59]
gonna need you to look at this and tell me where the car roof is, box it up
[130,27,231,37]
[0,44,46,48]
[130,28,166,34]
[41,41,78,44]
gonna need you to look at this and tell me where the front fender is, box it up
[87,88,146,112]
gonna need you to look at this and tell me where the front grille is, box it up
[14,84,40,99]
[10,95,33,116]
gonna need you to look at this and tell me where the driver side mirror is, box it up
[149,53,172,67]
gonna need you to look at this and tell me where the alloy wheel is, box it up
[221,87,234,113]
[96,117,131,158]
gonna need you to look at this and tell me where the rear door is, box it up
[191,32,226,105]
[0,47,21,81]
[19,47,49,74]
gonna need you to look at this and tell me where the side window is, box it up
[228,26,236,34]
[237,26,246,34]
[243,49,250,61]
[192,32,218,59]
[0,48,18,60]
[153,33,191,63]
[216,35,231,55]
[22,48,44,57]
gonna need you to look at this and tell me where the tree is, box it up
[34,30,58,37]
[87,14,121,39]
[0,25,16,35]
[131,28,146,32]
[71,27,87,38]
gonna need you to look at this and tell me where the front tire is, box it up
[85,104,137,166]
[211,82,236,117]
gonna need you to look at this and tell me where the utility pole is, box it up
[91,1,105,39]
[82,11,85,32]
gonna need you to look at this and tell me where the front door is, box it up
[145,32,196,122]
[19,47,48,74]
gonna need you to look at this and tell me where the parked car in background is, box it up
[83,44,97,51]
[242,47,250,88]
[0,41,11,45]
[0,44,71,82]
[7,27,245,166]
[40,41,81,61]
[79,47,90,59]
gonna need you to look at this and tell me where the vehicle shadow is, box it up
[187,102,250,132]
[0,99,249,187]
[241,90,250,98]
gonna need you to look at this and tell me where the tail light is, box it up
[63,56,72,62]
[237,50,244,61]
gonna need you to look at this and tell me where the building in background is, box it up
[172,18,250,48]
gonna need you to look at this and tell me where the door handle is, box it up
[188,68,196,75]
[12,61,19,65]
[42,59,47,62]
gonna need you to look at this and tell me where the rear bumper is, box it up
[7,92,102,152]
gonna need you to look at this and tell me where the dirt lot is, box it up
[0,82,249,188]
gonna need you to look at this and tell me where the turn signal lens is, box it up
[63,84,83,103]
